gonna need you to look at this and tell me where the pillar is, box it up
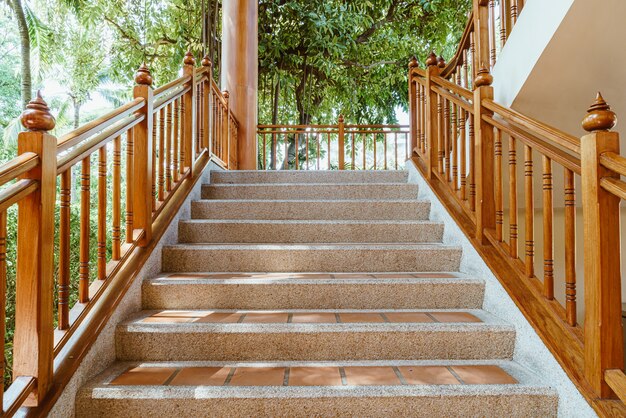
[221,0,258,170]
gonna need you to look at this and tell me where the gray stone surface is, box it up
[191,199,432,221]
[212,170,409,184]
[202,183,419,200]
[161,243,463,272]
[142,275,485,310]
[179,219,444,243]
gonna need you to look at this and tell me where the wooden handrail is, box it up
[408,3,625,415]
[0,50,238,417]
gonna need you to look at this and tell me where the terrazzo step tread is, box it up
[161,244,463,273]
[143,273,485,310]
[191,199,432,221]
[178,219,444,243]
[115,309,515,361]
[211,170,410,184]
[202,183,419,200]
[76,360,558,418]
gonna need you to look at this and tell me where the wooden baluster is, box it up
[158,107,165,201]
[468,108,476,211]
[500,0,508,47]
[224,93,231,168]
[295,131,299,171]
[420,84,426,153]
[474,68,495,243]
[97,146,107,281]
[524,144,534,278]
[405,131,409,162]
[409,57,419,154]
[165,104,173,192]
[543,156,554,299]
[451,92,458,190]
[469,32,477,88]
[182,51,196,172]
[509,135,518,258]
[125,129,134,243]
[373,133,377,170]
[196,78,202,155]
[564,168,577,326]
[202,56,212,153]
[425,52,440,179]
[437,95,444,174]
[415,79,421,155]
[495,128,503,241]
[180,97,187,171]
[581,94,623,397]
[0,210,5,407]
[112,136,121,260]
[14,93,56,403]
[79,156,91,301]
[59,170,71,329]
[444,96,451,182]
[458,67,467,200]
[338,115,345,170]
[173,100,180,182]
[395,132,399,170]
[489,0,497,67]
[327,132,331,170]
[316,134,320,170]
[151,111,157,210]
[511,0,518,24]
[133,63,154,246]
[306,132,309,170]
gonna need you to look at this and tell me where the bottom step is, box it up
[77,361,557,417]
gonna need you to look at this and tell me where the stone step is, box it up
[211,170,410,184]
[142,273,484,310]
[77,360,558,418]
[202,183,419,200]
[115,309,514,362]
[178,220,444,244]
[191,199,432,221]
[161,244,462,273]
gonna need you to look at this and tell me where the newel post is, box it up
[581,93,624,398]
[425,52,440,179]
[202,55,212,154]
[223,91,230,169]
[473,68,496,244]
[408,56,419,156]
[474,0,491,70]
[132,64,154,246]
[338,114,345,170]
[13,92,56,404]
[182,51,197,172]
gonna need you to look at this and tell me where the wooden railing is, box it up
[1,52,237,416]
[258,118,409,170]
[409,1,625,415]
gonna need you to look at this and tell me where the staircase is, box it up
[76,170,558,417]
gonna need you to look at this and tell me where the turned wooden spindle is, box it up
[202,55,212,152]
[542,155,554,299]
[581,92,623,398]
[338,114,345,170]
[564,168,577,326]
[97,145,107,281]
[409,56,419,155]
[425,52,440,179]
[182,51,197,172]
[14,91,57,402]
[112,135,121,260]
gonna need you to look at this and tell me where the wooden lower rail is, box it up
[0,53,238,416]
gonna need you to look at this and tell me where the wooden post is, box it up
[581,93,624,398]
[202,55,212,154]
[223,91,230,168]
[132,63,154,246]
[408,56,419,157]
[474,0,491,73]
[425,52,440,179]
[474,67,496,244]
[182,51,197,172]
[13,92,56,404]
[338,114,345,170]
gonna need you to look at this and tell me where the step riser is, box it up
[211,170,410,184]
[191,200,432,221]
[161,247,462,272]
[178,222,444,244]
[77,395,557,418]
[142,282,484,310]
[202,184,419,200]
[116,329,515,361]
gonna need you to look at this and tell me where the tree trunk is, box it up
[9,0,32,108]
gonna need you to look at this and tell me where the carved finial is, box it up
[409,56,419,69]
[437,56,446,68]
[223,90,230,100]
[202,55,212,67]
[184,51,196,66]
[20,90,56,131]
[474,67,493,87]
[425,52,438,67]
[134,63,153,86]
[583,92,617,132]
[338,114,345,123]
